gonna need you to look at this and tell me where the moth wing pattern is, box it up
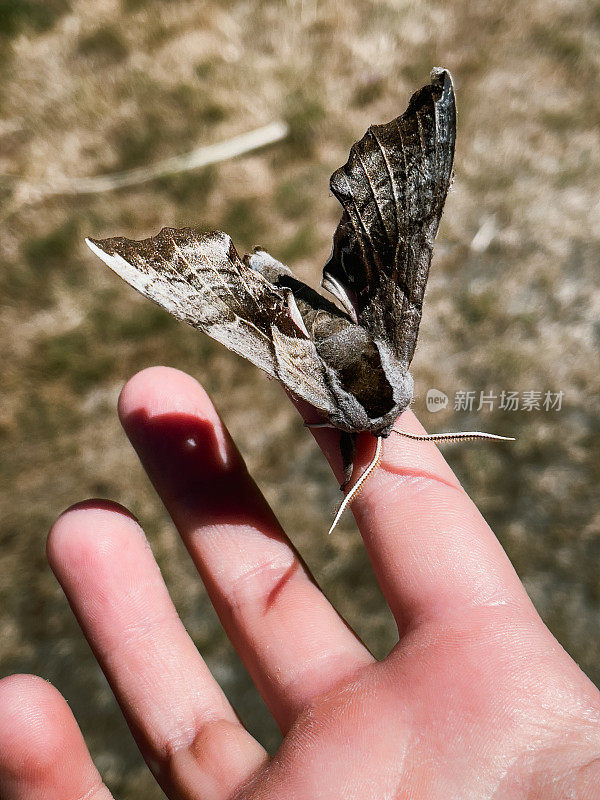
[86,228,339,416]
[323,67,456,368]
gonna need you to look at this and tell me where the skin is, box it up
[0,365,599,800]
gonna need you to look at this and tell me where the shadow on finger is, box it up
[123,408,284,538]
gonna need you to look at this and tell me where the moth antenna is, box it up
[328,436,384,535]
[391,430,515,442]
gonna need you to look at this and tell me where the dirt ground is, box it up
[1,0,599,796]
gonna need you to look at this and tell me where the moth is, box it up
[86,68,511,533]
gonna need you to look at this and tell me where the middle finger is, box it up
[118,367,374,732]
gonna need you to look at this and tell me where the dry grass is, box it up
[1,0,599,795]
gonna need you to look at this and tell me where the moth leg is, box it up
[328,436,384,534]
[339,431,358,490]
[304,424,356,488]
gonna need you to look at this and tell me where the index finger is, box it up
[304,408,532,634]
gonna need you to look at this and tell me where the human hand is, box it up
[1,366,599,799]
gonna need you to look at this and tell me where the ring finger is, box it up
[47,501,267,800]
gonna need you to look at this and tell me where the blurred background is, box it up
[1,0,599,796]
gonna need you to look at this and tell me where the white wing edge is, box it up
[86,237,149,290]
[85,237,184,316]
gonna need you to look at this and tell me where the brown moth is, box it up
[86,69,511,532]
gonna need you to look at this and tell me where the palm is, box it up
[0,367,598,800]
[242,608,599,799]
